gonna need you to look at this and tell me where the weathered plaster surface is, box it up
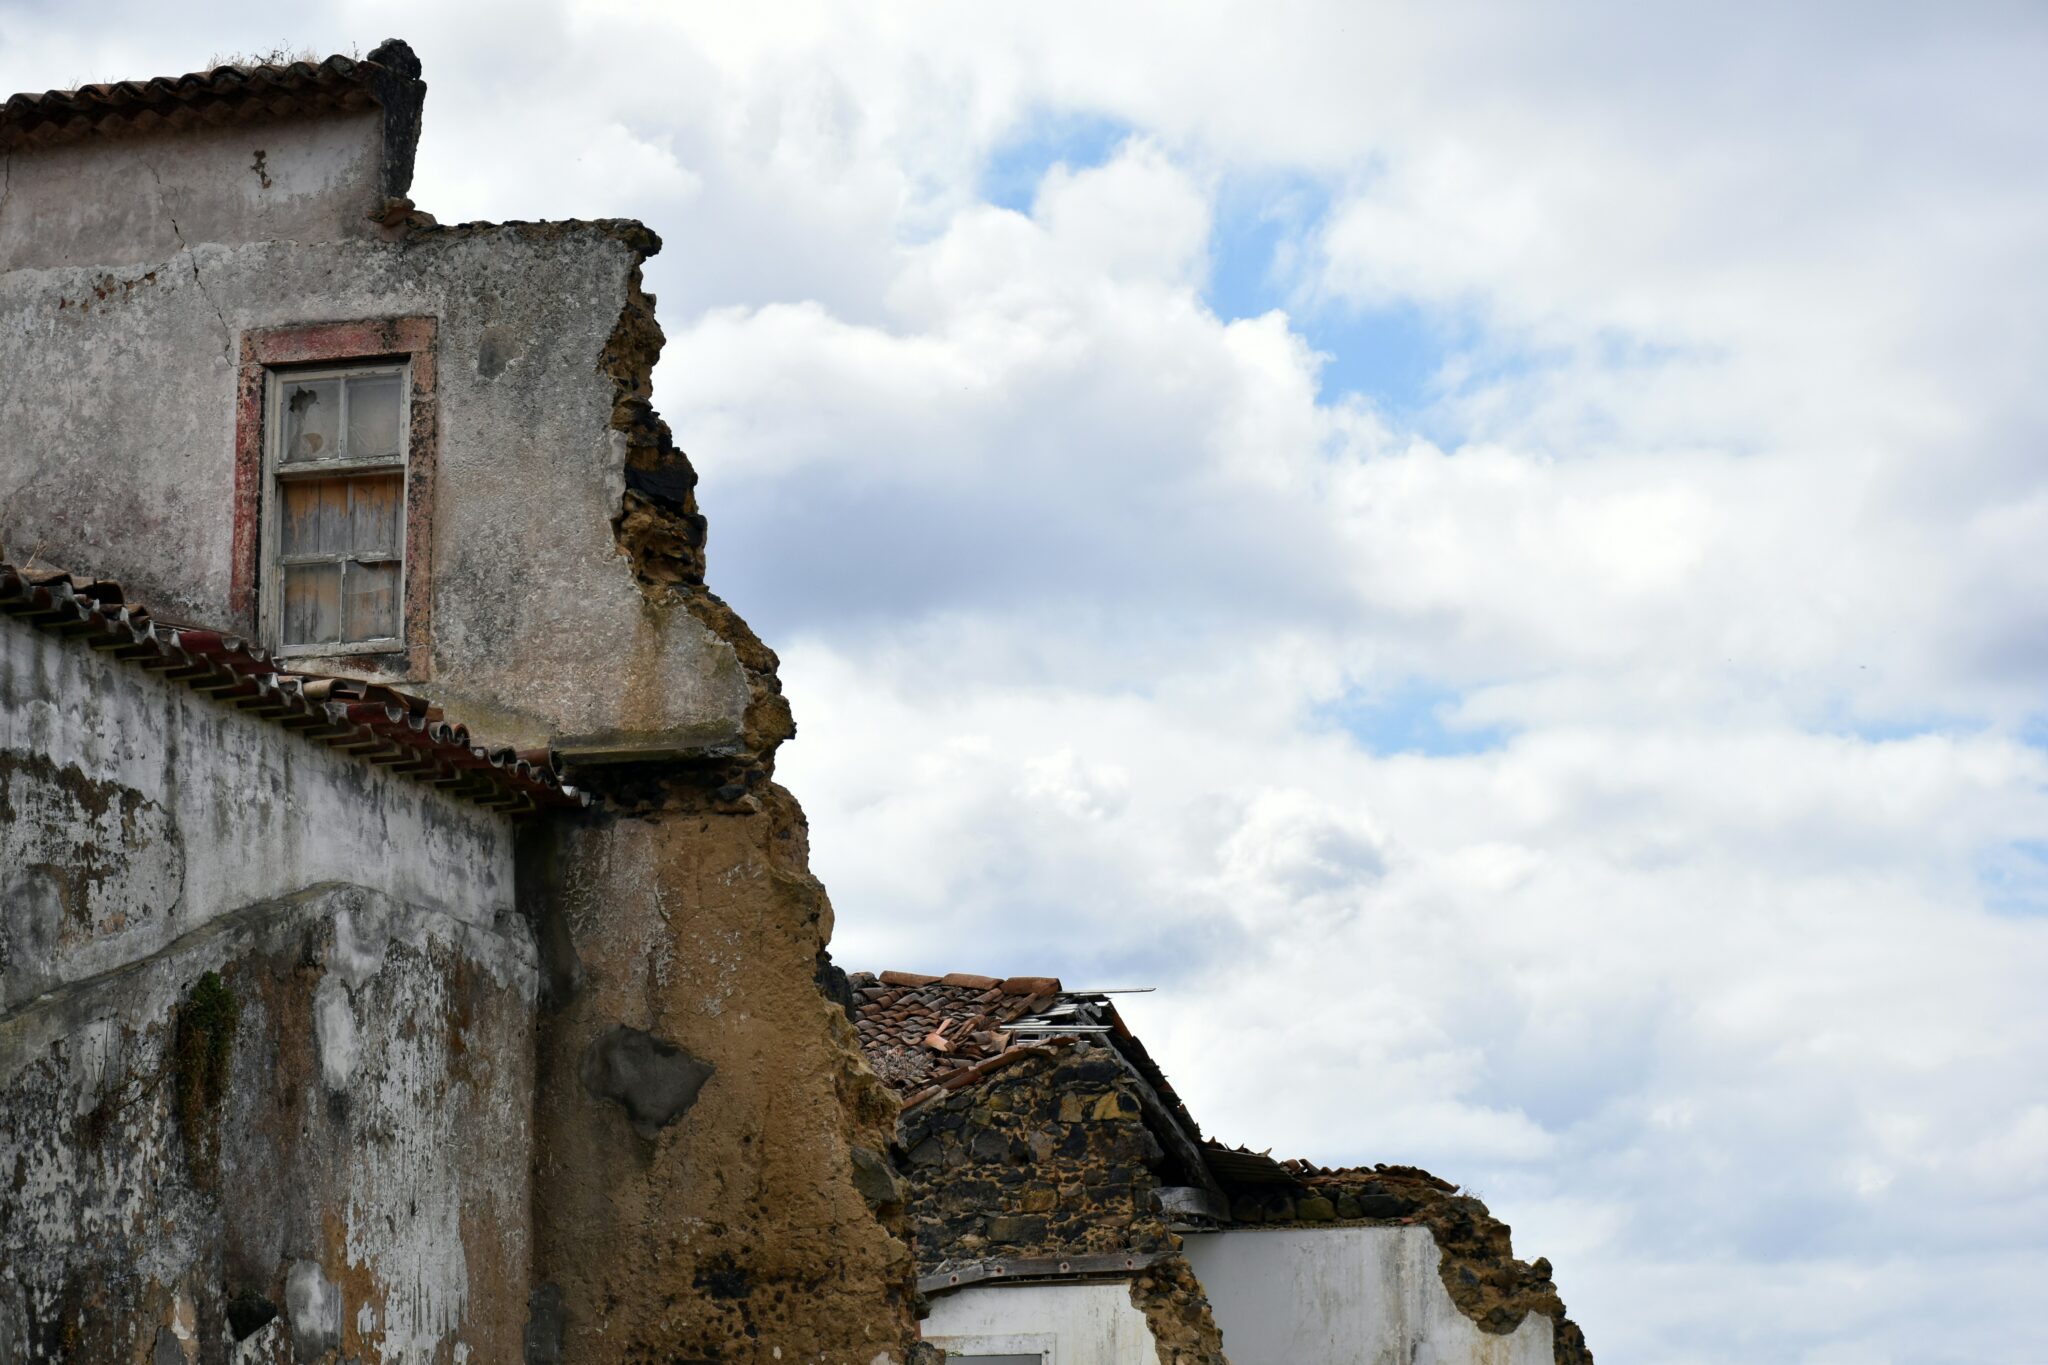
[0,117,749,753]
[0,609,512,1009]
[0,113,387,272]
[1182,1226,1554,1365]
[3,69,921,1363]
[0,609,534,1361]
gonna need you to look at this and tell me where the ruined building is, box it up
[852,971,1594,1365]
[0,42,921,1362]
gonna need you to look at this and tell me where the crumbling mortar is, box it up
[592,232,798,780]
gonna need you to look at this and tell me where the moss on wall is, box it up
[173,969,239,1188]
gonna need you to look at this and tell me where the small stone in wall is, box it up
[579,1024,716,1139]
[849,1145,902,1207]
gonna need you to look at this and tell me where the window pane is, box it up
[346,374,404,459]
[281,563,341,646]
[281,478,350,557]
[350,474,404,558]
[344,560,400,641]
[281,378,340,462]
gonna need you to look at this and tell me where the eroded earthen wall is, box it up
[525,781,919,1365]
[0,611,535,1361]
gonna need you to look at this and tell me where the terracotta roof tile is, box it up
[0,556,582,814]
[0,40,422,152]
[849,970,1067,1096]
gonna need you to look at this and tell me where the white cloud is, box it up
[7,2,2046,1358]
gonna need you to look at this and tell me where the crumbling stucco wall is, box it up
[1182,1227,1553,1365]
[3,50,922,1361]
[0,608,535,1360]
[0,122,748,754]
[0,112,389,272]
[523,779,920,1364]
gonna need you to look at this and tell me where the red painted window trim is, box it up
[233,317,437,679]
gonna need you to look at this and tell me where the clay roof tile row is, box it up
[0,557,583,814]
[0,40,417,151]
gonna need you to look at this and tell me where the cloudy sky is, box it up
[8,2,2047,1359]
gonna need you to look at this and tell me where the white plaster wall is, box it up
[923,1282,1161,1365]
[1181,1226,1554,1365]
[0,609,514,1012]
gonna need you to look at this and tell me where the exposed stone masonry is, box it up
[897,1045,1231,1365]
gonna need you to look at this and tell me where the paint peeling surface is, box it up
[0,607,535,1359]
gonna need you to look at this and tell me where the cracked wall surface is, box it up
[0,124,749,757]
[1,47,922,1363]
[0,608,534,1361]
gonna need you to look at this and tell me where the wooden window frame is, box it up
[234,318,437,678]
[262,360,409,657]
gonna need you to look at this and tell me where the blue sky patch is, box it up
[1202,169,1501,426]
[982,109,1135,214]
[1979,839,2048,916]
[1312,680,1511,757]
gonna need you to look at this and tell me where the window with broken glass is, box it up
[261,363,408,655]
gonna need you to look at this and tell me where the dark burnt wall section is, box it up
[898,1046,1231,1365]
[1213,1164,1593,1365]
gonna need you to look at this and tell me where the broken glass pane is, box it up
[344,560,400,641]
[281,563,341,645]
[350,474,403,558]
[346,373,404,459]
[281,479,350,557]
[282,378,340,462]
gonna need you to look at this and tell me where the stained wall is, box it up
[0,607,534,1361]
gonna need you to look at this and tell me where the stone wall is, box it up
[900,1045,1164,1267]
[897,1045,1230,1365]
[0,609,534,1361]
